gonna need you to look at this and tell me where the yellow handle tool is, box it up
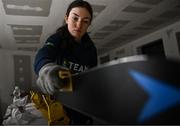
[58,70,73,92]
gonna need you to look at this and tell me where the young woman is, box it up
[34,0,97,94]
[34,0,97,124]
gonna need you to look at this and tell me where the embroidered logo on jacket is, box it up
[62,60,88,73]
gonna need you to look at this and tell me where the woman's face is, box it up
[65,7,91,41]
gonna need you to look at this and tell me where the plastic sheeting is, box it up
[3,97,47,125]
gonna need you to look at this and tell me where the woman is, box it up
[34,0,97,124]
[34,0,97,95]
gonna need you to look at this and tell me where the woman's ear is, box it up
[64,15,68,24]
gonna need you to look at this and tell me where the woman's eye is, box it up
[83,20,90,24]
[72,17,78,22]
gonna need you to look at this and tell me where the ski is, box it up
[56,55,180,124]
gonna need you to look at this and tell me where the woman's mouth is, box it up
[74,29,81,33]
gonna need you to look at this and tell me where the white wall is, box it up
[0,49,36,117]
[99,21,180,63]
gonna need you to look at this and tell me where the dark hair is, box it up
[66,0,93,22]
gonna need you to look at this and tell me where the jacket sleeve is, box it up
[34,34,60,75]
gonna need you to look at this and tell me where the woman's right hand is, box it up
[36,63,69,95]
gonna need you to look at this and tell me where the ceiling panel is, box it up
[133,26,152,30]
[122,6,151,13]
[158,10,180,19]
[135,0,163,5]
[2,0,52,16]
[142,19,167,28]
[93,32,112,38]
[9,25,42,44]
[10,25,42,35]
[100,25,121,31]
[18,47,38,51]
[110,20,131,25]
[92,4,106,12]
[15,36,40,43]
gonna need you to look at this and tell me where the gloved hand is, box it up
[36,63,69,95]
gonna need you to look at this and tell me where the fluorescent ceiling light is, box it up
[7,4,43,12]
[13,27,33,31]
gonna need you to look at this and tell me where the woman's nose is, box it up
[76,20,83,29]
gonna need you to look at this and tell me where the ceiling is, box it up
[0,0,180,55]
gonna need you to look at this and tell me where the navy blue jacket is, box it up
[34,25,97,74]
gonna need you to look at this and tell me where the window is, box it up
[138,39,165,58]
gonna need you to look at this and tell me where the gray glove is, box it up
[36,63,69,95]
